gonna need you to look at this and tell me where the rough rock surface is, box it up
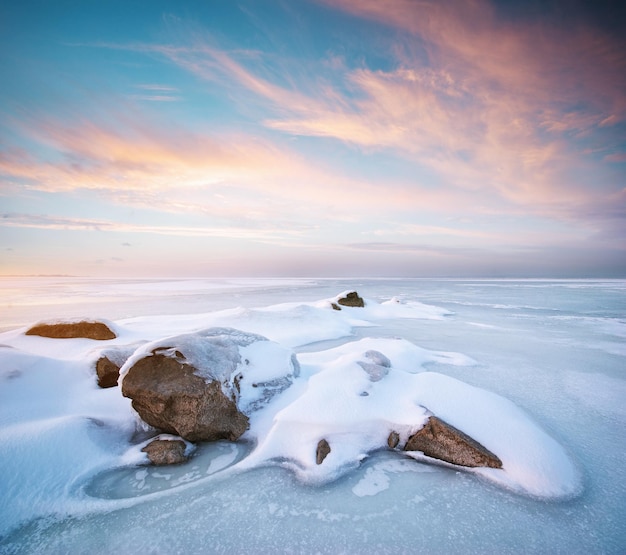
[96,356,120,388]
[316,439,331,464]
[404,416,502,468]
[337,291,365,308]
[25,320,116,340]
[93,343,144,388]
[388,431,400,449]
[121,352,249,442]
[142,438,189,465]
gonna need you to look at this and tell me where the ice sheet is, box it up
[1,278,624,553]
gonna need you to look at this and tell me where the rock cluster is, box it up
[117,320,503,470]
[24,294,506,472]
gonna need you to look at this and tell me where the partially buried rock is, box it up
[122,350,249,442]
[26,320,116,340]
[316,439,331,464]
[358,350,391,382]
[94,343,145,388]
[96,356,120,388]
[142,438,189,465]
[336,291,365,308]
[120,328,298,442]
[388,431,400,449]
[404,416,502,468]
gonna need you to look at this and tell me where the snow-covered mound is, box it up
[0,292,582,538]
[240,337,580,498]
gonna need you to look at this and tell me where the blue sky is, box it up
[1,0,625,277]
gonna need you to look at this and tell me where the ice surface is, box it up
[0,278,625,553]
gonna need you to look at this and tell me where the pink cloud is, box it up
[604,152,626,162]
[140,0,623,223]
[4,105,475,228]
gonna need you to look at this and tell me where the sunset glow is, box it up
[1,0,625,277]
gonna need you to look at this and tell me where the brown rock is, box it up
[26,321,116,340]
[121,353,249,442]
[388,431,400,449]
[404,416,502,469]
[331,302,341,311]
[316,439,331,464]
[337,291,365,308]
[142,438,189,465]
[93,342,143,388]
[96,356,121,388]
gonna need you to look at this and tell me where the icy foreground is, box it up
[0,290,583,542]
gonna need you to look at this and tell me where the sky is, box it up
[1,0,625,278]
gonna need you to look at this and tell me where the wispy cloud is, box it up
[119,1,625,234]
[0,212,301,242]
[130,83,182,102]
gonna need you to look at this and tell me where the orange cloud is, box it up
[3,104,468,229]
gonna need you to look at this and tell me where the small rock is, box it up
[142,438,189,465]
[93,342,145,388]
[25,320,116,340]
[388,431,400,449]
[337,291,365,308]
[316,439,331,464]
[96,356,120,388]
[358,361,389,382]
[364,350,391,367]
[358,350,392,382]
[404,416,502,468]
[331,302,341,311]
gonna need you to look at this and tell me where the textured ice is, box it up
[0,278,624,554]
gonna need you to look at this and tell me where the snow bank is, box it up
[239,338,581,498]
[0,291,582,537]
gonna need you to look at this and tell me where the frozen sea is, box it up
[0,277,625,554]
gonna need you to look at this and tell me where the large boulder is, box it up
[25,320,116,340]
[121,350,248,442]
[120,328,298,442]
[404,416,502,468]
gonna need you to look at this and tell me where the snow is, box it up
[0,278,624,553]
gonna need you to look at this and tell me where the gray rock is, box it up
[364,350,391,367]
[404,416,502,468]
[358,350,392,382]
